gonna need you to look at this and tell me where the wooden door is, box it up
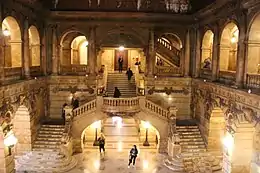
[114,50,128,71]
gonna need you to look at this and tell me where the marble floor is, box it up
[68,149,173,173]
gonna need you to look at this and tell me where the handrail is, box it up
[102,97,140,113]
[60,65,87,75]
[72,99,97,117]
[247,73,260,89]
[155,66,182,76]
[144,99,170,119]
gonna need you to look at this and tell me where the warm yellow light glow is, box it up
[119,46,125,51]
[117,141,122,152]
[92,121,101,129]
[3,28,10,37]
[68,94,73,100]
[93,160,100,169]
[222,133,234,156]
[82,41,89,47]
[168,97,172,101]
[144,121,151,129]
[143,160,149,169]
[4,131,17,147]
[231,36,237,43]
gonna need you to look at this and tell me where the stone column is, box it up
[88,27,97,76]
[52,26,58,75]
[0,21,4,84]
[212,26,220,81]
[195,28,201,78]
[41,28,47,75]
[147,29,156,77]
[184,29,190,76]
[235,25,246,88]
[23,19,31,79]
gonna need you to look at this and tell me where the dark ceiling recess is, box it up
[189,0,216,13]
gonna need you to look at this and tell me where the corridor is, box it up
[68,149,173,173]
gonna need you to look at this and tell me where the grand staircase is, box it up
[106,72,136,98]
[15,124,77,172]
[164,125,222,173]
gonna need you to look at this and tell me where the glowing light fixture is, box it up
[82,40,89,47]
[222,133,234,156]
[92,121,101,129]
[231,36,237,43]
[144,121,151,129]
[3,28,10,37]
[4,131,17,147]
[248,89,252,94]
[119,46,125,51]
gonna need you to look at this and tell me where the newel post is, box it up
[64,106,73,122]
[167,106,181,157]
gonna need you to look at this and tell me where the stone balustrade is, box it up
[73,99,97,117]
[155,66,182,76]
[219,70,236,85]
[144,99,170,119]
[4,67,22,81]
[30,66,42,77]
[200,68,212,80]
[102,97,140,113]
[60,65,88,75]
[247,74,260,88]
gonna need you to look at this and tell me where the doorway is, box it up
[114,50,128,71]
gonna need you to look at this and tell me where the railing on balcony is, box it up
[219,70,236,85]
[4,67,22,81]
[102,97,140,113]
[247,74,260,88]
[200,68,212,80]
[155,66,182,77]
[156,43,181,67]
[60,65,88,75]
[30,66,42,77]
[144,99,170,119]
[73,99,96,117]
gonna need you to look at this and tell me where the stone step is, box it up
[40,127,65,131]
[176,126,199,129]
[37,133,62,138]
[176,128,200,132]
[178,131,201,135]
[180,141,205,145]
[41,124,65,128]
[33,144,60,149]
[182,145,205,149]
[36,137,61,141]
[181,148,207,153]
[34,140,61,145]
[38,130,63,135]
[180,138,204,142]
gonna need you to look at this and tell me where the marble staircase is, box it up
[164,125,222,172]
[106,72,136,97]
[15,124,77,172]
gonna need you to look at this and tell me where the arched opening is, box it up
[247,13,260,74]
[219,22,239,72]
[28,25,40,66]
[156,33,182,67]
[201,30,214,70]
[71,36,88,65]
[80,116,160,172]
[2,16,22,67]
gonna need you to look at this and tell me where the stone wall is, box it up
[48,76,96,119]
[146,77,192,120]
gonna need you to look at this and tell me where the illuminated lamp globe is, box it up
[119,46,125,51]
[3,28,10,37]
[4,131,18,147]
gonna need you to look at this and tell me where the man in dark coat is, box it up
[118,56,123,73]
[126,68,133,81]
[113,87,121,98]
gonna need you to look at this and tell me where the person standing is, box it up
[128,145,138,168]
[118,56,123,73]
[98,133,106,154]
[113,87,121,98]
[126,67,133,81]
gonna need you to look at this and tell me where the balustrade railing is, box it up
[155,66,182,76]
[30,66,42,77]
[60,65,88,75]
[102,97,140,113]
[247,74,260,88]
[73,99,97,117]
[200,68,212,80]
[4,67,22,81]
[144,99,170,119]
[219,70,236,85]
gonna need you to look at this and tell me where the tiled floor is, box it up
[68,149,172,173]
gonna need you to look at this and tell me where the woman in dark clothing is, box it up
[97,133,106,154]
[126,68,133,81]
[118,56,123,73]
[113,87,121,98]
[128,145,138,168]
[72,98,79,109]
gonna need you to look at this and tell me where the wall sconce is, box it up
[2,28,10,37]
[231,36,237,43]
[4,130,18,156]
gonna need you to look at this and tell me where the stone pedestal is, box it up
[72,138,83,153]
[168,136,181,157]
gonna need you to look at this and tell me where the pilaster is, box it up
[195,28,201,78]
[52,26,58,75]
[184,29,190,76]
[88,27,97,76]
[41,27,47,76]
[146,28,155,77]
[23,18,31,79]
[212,25,220,81]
